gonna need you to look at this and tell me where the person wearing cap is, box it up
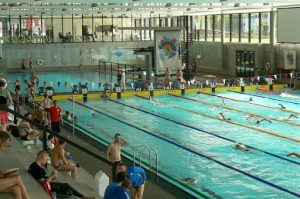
[49,101,63,134]
[106,134,128,182]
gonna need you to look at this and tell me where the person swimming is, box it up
[91,110,96,117]
[149,96,160,105]
[283,114,298,121]
[219,112,231,121]
[220,97,225,106]
[256,118,272,124]
[234,143,256,155]
[242,114,255,120]
[287,152,300,158]
[183,178,197,184]
[278,103,286,110]
[249,97,253,102]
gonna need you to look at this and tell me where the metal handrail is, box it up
[131,144,159,175]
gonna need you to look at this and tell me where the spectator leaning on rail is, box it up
[28,150,94,199]
[0,131,31,199]
[49,100,63,134]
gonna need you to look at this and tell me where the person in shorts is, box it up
[49,100,62,133]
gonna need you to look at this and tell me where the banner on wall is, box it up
[155,30,181,75]
[284,50,296,69]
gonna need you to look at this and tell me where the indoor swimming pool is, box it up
[59,91,300,199]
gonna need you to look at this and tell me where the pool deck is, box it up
[33,84,285,102]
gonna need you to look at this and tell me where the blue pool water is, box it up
[59,92,300,199]
[7,71,132,93]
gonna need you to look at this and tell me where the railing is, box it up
[0,103,113,167]
[130,145,159,175]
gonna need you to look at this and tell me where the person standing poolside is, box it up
[164,68,171,81]
[42,94,52,126]
[49,100,63,134]
[121,70,126,92]
[14,79,21,112]
[106,134,128,182]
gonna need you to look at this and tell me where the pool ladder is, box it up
[130,145,159,175]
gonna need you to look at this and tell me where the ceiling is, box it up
[0,1,300,17]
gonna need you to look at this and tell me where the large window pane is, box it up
[261,12,270,43]
[133,18,141,41]
[224,15,230,42]
[62,16,73,43]
[113,15,122,41]
[123,16,132,41]
[53,16,62,42]
[214,15,221,42]
[232,14,239,42]
[82,16,93,42]
[199,16,205,41]
[207,15,213,41]
[250,13,259,43]
[73,16,82,42]
[43,17,53,43]
[241,14,249,43]
[93,15,102,42]
[103,16,112,41]
[142,18,150,41]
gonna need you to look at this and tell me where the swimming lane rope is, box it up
[168,94,300,128]
[197,91,300,115]
[71,99,300,198]
[229,90,300,105]
[135,95,300,143]
[107,98,300,166]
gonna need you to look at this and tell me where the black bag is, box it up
[10,126,20,138]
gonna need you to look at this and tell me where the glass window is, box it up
[232,14,239,42]
[62,16,73,43]
[113,15,122,41]
[241,14,249,43]
[207,15,213,41]
[103,16,112,41]
[214,15,221,42]
[82,16,93,42]
[224,15,230,42]
[93,15,102,42]
[123,16,132,41]
[142,18,150,41]
[199,16,205,41]
[44,17,53,43]
[133,18,141,41]
[52,16,62,42]
[261,12,270,43]
[73,16,82,42]
[250,13,259,43]
[171,17,177,27]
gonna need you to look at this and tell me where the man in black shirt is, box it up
[28,150,94,199]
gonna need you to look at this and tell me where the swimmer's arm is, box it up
[120,138,128,146]
[106,144,112,161]
[59,148,69,165]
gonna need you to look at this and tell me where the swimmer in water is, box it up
[149,96,160,105]
[183,178,197,184]
[249,97,253,102]
[278,103,286,110]
[234,143,256,155]
[91,110,96,117]
[256,118,272,124]
[283,114,298,121]
[220,97,225,106]
[287,153,300,158]
[219,112,231,121]
[243,114,255,120]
